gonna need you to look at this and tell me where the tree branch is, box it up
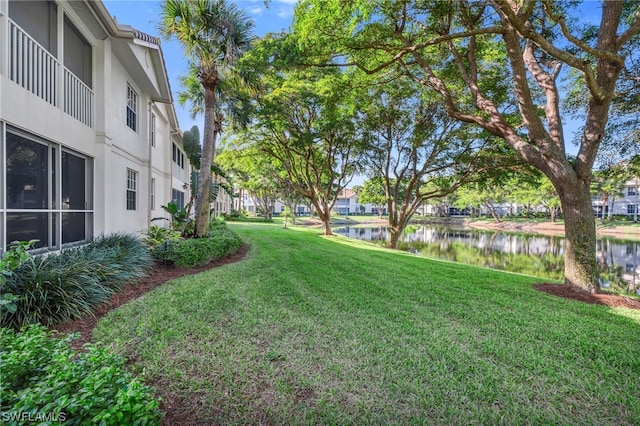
[493,0,608,102]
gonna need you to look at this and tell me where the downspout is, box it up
[147,101,153,227]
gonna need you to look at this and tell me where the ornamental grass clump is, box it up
[0,325,162,425]
[1,234,153,329]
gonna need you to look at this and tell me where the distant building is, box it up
[0,0,189,252]
[334,189,360,215]
[592,180,639,219]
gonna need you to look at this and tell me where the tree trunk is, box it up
[194,83,219,238]
[318,214,332,235]
[600,194,608,223]
[313,202,333,236]
[608,196,615,221]
[486,202,501,223]
[558,183,599,293]
[388,226,401,249]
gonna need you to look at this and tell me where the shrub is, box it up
[612,214,633,222]
[1,240,36,316]
[223,215,273,223]
[1,234,154,329]
[0,325,162,425]
[222,209,244,220]
[151,223,242,268]
[143,225,181,248]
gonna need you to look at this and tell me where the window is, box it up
[172,143,185,168]
[151,178,156,211]
[629,186,638,196]
[172,188,185,210]
[150,113,156,147]
[628,204,638,215]
[126,169,137,210]
[126,84,138,131]
[64,17,92,87]
[9,0,58,56]
[4,128,93,251]
[6,134,48,210]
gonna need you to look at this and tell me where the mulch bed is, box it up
[534,283,640,309]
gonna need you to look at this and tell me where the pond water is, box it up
[334,225,640,295]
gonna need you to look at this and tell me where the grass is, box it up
[94,223,640,425]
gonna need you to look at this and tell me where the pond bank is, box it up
[462,218,640,241]
[304,216,640,241]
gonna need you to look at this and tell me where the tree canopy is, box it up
[291,0,640,292]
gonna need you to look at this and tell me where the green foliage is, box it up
[151,222,242,268]
[1,234,153,329]
[87,234,155,277]
[143,225,181,248]
[182,125,202,169]
[0,325,162,425]
[0,240,36,315]
[222,209,272,222]
[155,200,194,237]
[282,206,293,228]
[358,177,387,215]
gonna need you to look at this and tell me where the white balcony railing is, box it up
[9,20,59,106]
[9,20,93,127]
[64,68,93,127]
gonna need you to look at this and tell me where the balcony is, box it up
[8,19,93,127]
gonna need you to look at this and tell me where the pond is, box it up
[334,224,640,296]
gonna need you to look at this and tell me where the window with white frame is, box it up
[172,143,185,168]
[629,186,638,196]
[151,178,156,211]
[172,188,185,210]
[126,169,137,210]
[3,127,93,251]
[126,84,138,131]
[150,113,156,147]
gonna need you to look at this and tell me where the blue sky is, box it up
[102,0,297,134]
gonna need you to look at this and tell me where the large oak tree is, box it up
[293,0,640,293]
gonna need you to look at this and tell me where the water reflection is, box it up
[334,225,640,296]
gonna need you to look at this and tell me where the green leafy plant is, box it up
[143,225,181,248]
[1,234,153,329]
[0,240,36,315]
[153,200,194,237]
[0,325,162,424]
[222,209,246,220]
[282,206,293,229]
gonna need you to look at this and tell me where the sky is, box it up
[102,0,297,135]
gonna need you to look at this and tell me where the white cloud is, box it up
[276,7,293,19]
[250,7,264,16]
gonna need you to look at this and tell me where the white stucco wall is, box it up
[1,0,187,250]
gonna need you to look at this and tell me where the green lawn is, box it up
[94,223,640,425]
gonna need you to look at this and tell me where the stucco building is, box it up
[0,0,189,252]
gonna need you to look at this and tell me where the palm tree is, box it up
[160,0,254,237]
